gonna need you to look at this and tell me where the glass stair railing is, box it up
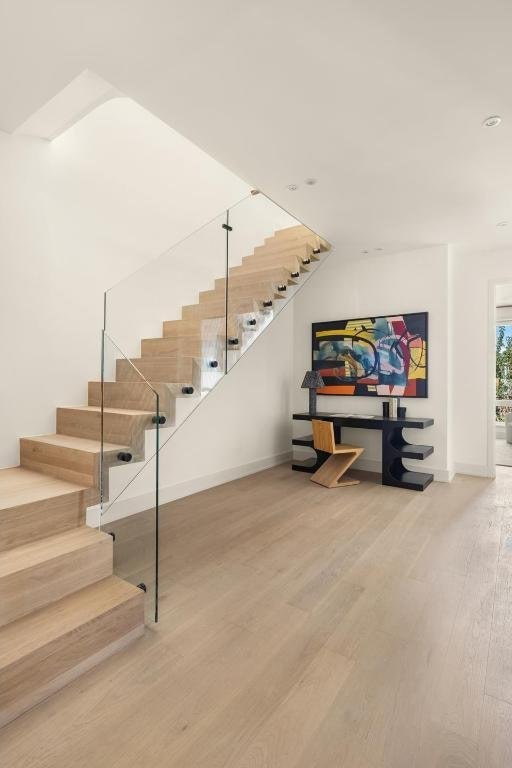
[97,191,331,622]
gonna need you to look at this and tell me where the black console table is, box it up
[292,412,434,491]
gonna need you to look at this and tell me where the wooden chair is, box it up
[310,420,364,488]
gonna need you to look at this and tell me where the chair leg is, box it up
[310,449,363,488]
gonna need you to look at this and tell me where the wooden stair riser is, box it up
[19,438,123,497]
[253,242,318,262]
[20,438,99,489]
[160,318,225,337]
[116,356,199,386]
[227,262,300,282]
[270,225,330,250]
[241,252,311,274]
[215,267,298,291]
[0,489,88,553]
[182,298,279,321]
[0,529,113,628]
[199,284,286,304]
[264,235,327,254]
[162,317,240,339]
[0,577,144,728]
[140,336,223,362]
[88,381,174,419]
[57,408,152,449]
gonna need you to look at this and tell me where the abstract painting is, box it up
[312,312,428,397]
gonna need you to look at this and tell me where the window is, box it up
[496,323,512,421]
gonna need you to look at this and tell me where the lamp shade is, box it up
[301,370,325,389]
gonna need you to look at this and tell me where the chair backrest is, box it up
[311,419,335,453]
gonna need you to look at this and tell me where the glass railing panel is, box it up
[97,191,330,622]
[99,332,160,622]
[104,210,232,371]
[226,192,327,368]
[99,209,233,622]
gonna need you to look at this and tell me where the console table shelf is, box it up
[292,412,434,492]
[292,435,315,448]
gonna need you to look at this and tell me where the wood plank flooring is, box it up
[0,463,511,767]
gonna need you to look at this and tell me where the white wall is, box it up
[452,248,512,476]
[97,303,294,523]
[0,97,296,482]
[292,245,453,481]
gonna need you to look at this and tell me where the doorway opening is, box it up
[495,284,512,467]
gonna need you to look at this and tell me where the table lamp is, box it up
[301,370,325,416]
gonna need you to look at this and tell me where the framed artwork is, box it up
[312,312,428,397]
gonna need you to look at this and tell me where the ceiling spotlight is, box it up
[361,249,369,254]
[483,115,502,127]
[287,184,299,191]
[497,220,508,227]
[375,247,383,251]
[304,178,317,186]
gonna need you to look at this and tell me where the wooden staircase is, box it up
[0,223,330,727]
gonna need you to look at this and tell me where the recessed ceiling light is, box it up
[287,184,299,191]
[497,220,508,227]
[361,249,369,254]
[483,115,502,127]
[304,178,317,186]
[375,247,383,251]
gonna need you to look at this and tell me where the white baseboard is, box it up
[454,462,495,478]
[87,450,292,526]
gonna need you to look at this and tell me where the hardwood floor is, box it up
[0,463,511,767]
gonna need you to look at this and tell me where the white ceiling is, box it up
[2,0,512,251]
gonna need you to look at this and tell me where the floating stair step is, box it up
[393,443,434,460]
[228,261,303,280]
[140,335,222,359]
[88,381,173,415]
[182,297,265,321]
[273,224,311,238]
[57,406,154,446]
[241,252,312,274]
[199,284,285,304]
[20,434,129,489]
[0,576,144,727]
[270,225,330,250]
[216,267,299,290]
[253,242,319,261]
[0,467,90,552]
[262,235,323,254]
[162,317,240,340]
[116,356,195,384]
[0,527,113,627]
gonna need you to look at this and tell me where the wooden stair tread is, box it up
[23,434,129,454]
[0,527,109,578]
[59,405,155,417]
[0,576,142,668]
[0,468,88,512]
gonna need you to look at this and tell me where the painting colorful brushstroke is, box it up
[312,313,428,397]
